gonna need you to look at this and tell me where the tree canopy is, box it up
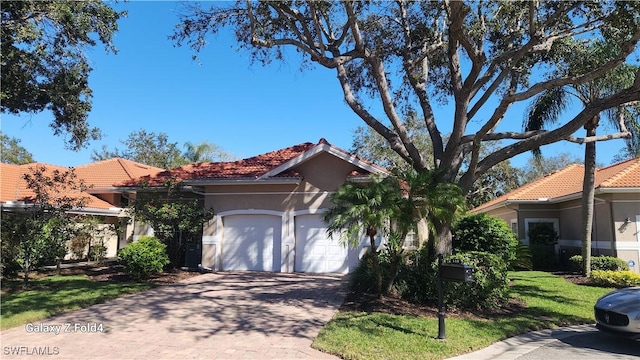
[92,129,236,169]
[1,1,124,150]
[1,133,34,164]
[92,130,185,169]
[173,1,640,254]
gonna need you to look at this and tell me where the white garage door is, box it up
[222,215,281,271]
[295,214,349,273]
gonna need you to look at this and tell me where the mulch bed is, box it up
[1,263,201,294]
[339,289,528,320]
[338,271,594,319]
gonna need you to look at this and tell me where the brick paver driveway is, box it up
[1,272,347,359]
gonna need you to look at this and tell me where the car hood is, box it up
[596,287,640,313]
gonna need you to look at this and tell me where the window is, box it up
[510,219,518,236]
[524,218,559,245]
[403,231,418,249]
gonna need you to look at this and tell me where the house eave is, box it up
[347,176,376,183]
[184,178,302,186]
[1,201,122,217]
[596,187,639,194]
[472,199,552,213]
[86,187,128,194]
[68,207,123,217]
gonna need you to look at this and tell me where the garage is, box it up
[295,214,350,273]
[222,214,282,271]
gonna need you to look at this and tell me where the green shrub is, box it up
[349,251,399,294]
[444,251,510,310]
[395,246,438,304]
[69,234,90,260]
[512,242,533,270]
[349,252,380,294]
[530,244,559,270]
[395,248,510,311]
[590,270,640,287]
[118,236,169,279]
[452,213,518,265]
[568,255,629,273]
[89,244,107,262]
[527,222,558,245]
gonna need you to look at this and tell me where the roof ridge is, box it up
[117,158,135,179]
[20,162,69,170]
[599,157,640,187]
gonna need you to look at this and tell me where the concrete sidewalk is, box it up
[1,272,346,359]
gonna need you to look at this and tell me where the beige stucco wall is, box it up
[201,152,371,270]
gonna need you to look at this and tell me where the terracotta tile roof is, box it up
[75,158,164,188]
[121,139,382,187]
[598,157,640,188]
[1,159,163,210]
[473,157,640,212]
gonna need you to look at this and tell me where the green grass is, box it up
[313,271,613,360]
[1,275,151,330]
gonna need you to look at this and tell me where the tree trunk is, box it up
[433,219,453,257]
[382,250,403,295]
[581,126,597,277]
[368,233,383,298]
[23,259,30,288]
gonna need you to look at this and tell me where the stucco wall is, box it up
[200,152,370,271]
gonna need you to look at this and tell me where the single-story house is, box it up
[0,159,164,258]
[472,157,640,272]
[120,138,388,274]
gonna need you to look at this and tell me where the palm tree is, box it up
[324,176,401,297]
[524,41,639,276]
[401,169,466,263]
[324,170,465,296]
[183,141,235,163]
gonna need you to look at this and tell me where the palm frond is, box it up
[524,86,569,131]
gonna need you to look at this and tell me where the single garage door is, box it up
[222,215,281,271]
[295,214,349,273]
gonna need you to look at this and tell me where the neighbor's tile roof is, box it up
[1,159,163,210]
[75,158,164,188]
[473,157,640,212]
[121,139,375,187]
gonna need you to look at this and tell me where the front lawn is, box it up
[313,271,613,360]
[1,275,151,330]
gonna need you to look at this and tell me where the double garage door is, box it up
[221,214,351,273]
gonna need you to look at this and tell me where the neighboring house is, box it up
[0,159,164,259]
[120,139,388,274]
[472,158,640,272]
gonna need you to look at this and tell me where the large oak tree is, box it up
[1,1,124,150]
[173,1,640,255]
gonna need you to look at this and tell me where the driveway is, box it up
[1,272,346,359]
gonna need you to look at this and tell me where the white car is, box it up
[594,287,640,340]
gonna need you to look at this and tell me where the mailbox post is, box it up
[437,254,474,339]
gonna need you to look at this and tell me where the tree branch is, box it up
[566,131,631,144]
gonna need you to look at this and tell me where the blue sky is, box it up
[1,1,628,168]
